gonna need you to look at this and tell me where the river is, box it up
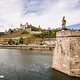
[0,49,80,80]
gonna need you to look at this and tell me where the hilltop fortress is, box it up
[20,22,41,34]
[20,22,31,33]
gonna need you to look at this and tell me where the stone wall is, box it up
[52,30,80,77]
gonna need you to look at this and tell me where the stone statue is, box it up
[62,16,66,30]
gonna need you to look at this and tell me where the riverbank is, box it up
[0,44,55,51]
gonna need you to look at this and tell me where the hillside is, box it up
[0,22,58,39]
[0,29,32,38]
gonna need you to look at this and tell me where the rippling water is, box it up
[0,49,80,80]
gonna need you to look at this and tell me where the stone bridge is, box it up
[52,30,80,77]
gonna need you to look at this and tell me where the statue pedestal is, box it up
[52,30,80,77]
[61,27,67,30]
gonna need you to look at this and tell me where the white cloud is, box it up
[0,0,80,32]
[0,0,22,31]
[21,0,80,29]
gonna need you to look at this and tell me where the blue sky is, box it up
[0,0,80,31]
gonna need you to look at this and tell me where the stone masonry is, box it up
[52,30,80,77]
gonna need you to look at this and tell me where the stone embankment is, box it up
[0,44,55,51]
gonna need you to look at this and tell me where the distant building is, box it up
[20,22,31,33]
[30,31,41,34]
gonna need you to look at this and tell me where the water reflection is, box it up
[0,49,80,80]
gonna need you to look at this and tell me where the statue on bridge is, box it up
[61,16,67,30]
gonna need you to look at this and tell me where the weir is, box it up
[52,30,80,77]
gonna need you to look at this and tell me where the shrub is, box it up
[29,48,33,50]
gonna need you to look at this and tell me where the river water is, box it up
[0,49,80,80]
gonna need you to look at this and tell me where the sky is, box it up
[0,0,80,32]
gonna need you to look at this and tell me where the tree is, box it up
[39,28,58,38]
[51,29,58,38]
[19,37,24,44]
[8,39,14,45]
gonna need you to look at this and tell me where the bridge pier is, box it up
[52,30,80,77]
